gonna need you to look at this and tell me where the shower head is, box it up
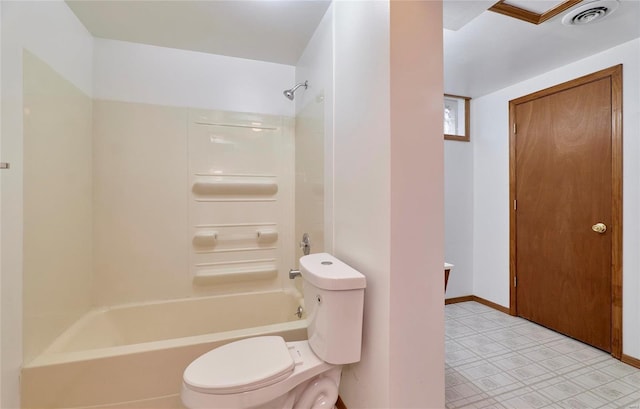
[283,89,295,100]
[283,81,308,100]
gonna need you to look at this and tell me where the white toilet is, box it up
[181,253,366,409]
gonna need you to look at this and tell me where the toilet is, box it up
[181,253,366,409]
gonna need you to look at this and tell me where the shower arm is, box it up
[290,81,308,93]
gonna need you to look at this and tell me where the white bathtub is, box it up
[22,289,308,409]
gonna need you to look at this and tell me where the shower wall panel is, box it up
[92,100,190,306]
[188,110,295,290]
[294,97,325,262]
[92,101,295,306]
[23,51,93,364]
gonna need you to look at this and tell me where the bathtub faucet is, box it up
[289,269,301,279]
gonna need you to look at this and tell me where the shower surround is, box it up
[22,54,301,408]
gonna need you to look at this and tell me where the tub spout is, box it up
[289,269,301,279]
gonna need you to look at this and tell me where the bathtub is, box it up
[21,289,308,409]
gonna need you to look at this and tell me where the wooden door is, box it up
[509,66,622,355]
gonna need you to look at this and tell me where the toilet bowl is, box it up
[181,253,366,409]
[182,338,341,409]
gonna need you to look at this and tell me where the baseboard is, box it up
[336,396,347,409]
[445,295,510,315]
[622,354,640,369]
[445,295,474,305]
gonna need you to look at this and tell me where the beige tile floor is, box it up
[445,302,640,409]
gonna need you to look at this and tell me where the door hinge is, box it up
[514,276,517,287]
[513,199,517,210]
[513,123,517,134]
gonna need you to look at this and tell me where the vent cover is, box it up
[562,0,620,25]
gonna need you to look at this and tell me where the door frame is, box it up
[508,64,623,358]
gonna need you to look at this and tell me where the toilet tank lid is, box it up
[300,253,366,290]
[183,336,294,394]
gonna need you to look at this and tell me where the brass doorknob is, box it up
[592,223,607,234]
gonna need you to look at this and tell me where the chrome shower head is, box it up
[283,81,308,100]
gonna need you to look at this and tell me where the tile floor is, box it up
[445,302,640,409]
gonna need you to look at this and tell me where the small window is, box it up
[444,94,470,142]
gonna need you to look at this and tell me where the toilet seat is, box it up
[184,336,295,394]
[182,340,338,409]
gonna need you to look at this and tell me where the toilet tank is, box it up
[299,253,366,365]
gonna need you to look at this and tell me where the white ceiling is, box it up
[444,0,640,97]
[66,0,331,66]
[443,0,495,31]
[66,0,640,98]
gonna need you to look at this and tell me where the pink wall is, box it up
[389,1,444,406]
[334,1,444,407]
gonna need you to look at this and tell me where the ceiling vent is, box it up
[562,0,620,25]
